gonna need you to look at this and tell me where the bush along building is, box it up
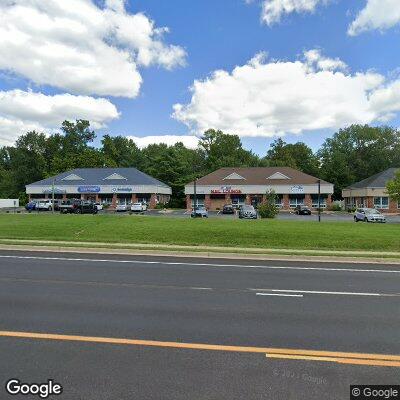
[342,168,400,213]
[26,168,171,209]
[185,167,334,211]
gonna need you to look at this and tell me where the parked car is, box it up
[238,205,257,219]
[131,202,147,212]
[94,203,103,211]
[116,203,130,212]
[354,208,386,223]
[191,206,208,218]
[294,205,312,215]
[222,204,235,214]
[36,199,61,211]
[59,199,97,214]
[25,201,37,212]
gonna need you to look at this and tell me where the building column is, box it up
[225,194,231,204]
[305,194,313,208]
[245,194,251,205]
[62,194,67,200]
[131,193,138,204]
[366,197,374,208]
[186,195,191,210]
[95,194,100,203]
[111,193,117,208]
[262,194,267,203]
[389,199,398,214]
[205,194,211,210]
[282,194,290,210]
[326,195,332,209]
[149,194,157,209]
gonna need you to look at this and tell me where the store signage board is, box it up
[77,185,101,193]
[290,185,305,194]
[111,187,133,193]
[42,188,66,194]
[211,186,242,194]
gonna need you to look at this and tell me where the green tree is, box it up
[101,135,143,168]
[264,139,319,175]
[386,170,400,203]
[318,125,400,198]
[199,129,260,172]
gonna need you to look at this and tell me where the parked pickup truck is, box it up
[59,199,97,214]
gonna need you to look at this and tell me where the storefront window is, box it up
[137,195,151,204]
[374,197,389,209]
[289,195,305,207]
[191,195,205,207]
[275,195,283,208]
[311,195,327,208]
[231,195,245,207]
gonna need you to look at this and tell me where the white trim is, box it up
[61,174,83,181]
[266,172,290,180]
[103,173,127,181]
[185,184,333,195]
[27,185,171,195]
[223,173,246,180]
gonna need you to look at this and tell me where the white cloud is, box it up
[259,0,329,25]
[0,89,119,145]
[348,0,400,35]
[0,0,186,98]
[173,50,400,138]
[128,135,199,149]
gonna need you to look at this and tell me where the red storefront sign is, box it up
[211,187,242,194]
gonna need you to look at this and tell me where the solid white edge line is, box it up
[252,289,400,297]
[256,293,303,298]
[0,255,400,274]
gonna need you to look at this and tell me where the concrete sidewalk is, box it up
[0,238,399,265]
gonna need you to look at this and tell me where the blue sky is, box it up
[0,0,399,155]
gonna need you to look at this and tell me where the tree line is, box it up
[1,120,400,206]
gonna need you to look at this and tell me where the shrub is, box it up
[257,190,279,219]
[330,203,342,211]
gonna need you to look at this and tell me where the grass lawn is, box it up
[0,214,399,252]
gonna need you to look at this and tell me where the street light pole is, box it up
[52,178,55,214]
[318,179,321,222]
[193,178,197,212]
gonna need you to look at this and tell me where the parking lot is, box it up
[3,207,400,223]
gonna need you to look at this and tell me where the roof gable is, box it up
[61,173,84,181]
[223,172,246,180]
[267,172,291,180]
[103,173,127,180]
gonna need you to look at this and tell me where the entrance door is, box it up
[251,196,262,208]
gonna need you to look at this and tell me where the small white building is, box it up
[0,199,19,208]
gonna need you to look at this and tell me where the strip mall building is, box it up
[26,168,171,209]
[185,167,334,211]
[342,168,399,212]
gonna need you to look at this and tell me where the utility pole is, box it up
[318,179,321,222]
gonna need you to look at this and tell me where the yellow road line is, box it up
[266,354,400,367]
[0,331,399,367]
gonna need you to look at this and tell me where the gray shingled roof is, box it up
[346,168,399,189]
[26,168,170,188]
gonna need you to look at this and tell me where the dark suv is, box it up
[238,205,257,219]
[59,199,98,214]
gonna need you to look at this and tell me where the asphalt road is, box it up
[0,251,399,399]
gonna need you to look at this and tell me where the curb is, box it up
[0,244,399,265]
